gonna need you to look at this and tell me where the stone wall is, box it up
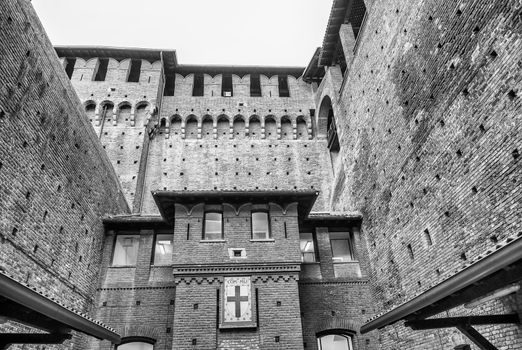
[0,0,129,348]
[326,0,522,348]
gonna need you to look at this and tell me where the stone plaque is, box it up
[220,276,256,328]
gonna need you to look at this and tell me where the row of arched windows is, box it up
[160,114,313,140]
[84,100,152,127]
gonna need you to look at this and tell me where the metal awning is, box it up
[360,232,522,349]
[152,189,319,223]
[0,271,120,348]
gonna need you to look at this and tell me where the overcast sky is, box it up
[32,0,332,67]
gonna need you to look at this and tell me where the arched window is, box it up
[100,102,114,124]
[317,334,353,350]
[185,116,198,139]
[160,118,167,128]
[201,115,213,139]
[135,104,149,126]
[280,116,293,140]
[116,338,155,350]
[85,102,96,122]
[118,104,131,125]
[264,116,277,139]
[233,116,245,139]
[249,116,261,139]
[296,116,308,139]
[217,115,229,139]
[319,96,340,169]
[170,115,182,137]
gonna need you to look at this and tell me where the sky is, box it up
[32,0,333,67]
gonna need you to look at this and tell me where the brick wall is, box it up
[324,0,522,348]
[0,0,129,347]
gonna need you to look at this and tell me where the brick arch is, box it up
[315,317,359,336]
[169,114,182,137]
[216,114,230,139]
[249,115,262,139]
[118,324,160,342]
[233,115,246,139]
[201,114,214,139]
[296,115,310,139]
[264,115,277,139]
[185,114,198,139]
[280,115,294,140]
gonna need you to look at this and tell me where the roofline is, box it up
[360,234,522,334]
[0,272,121,343]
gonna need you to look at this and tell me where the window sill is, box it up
[332,260,359,264]
[250,239,275,242]
[109,265,136,268]
[200,239,226,243]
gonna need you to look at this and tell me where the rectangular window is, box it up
[204,212,223,240]
[153,234,173,265]
[300,232,316,263]
[127,59,142,82]
[250,74,261,97]
[192,73,204,96]
[278,75,290,97]
[330,232,354,262]
[164,74,175,96]
[93,58,109,81]
[112,235,139,266]
[252,212,271,239]
[221,73,233,97]
[64,58,76,79]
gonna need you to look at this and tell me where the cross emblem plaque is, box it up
[221,276,256,328]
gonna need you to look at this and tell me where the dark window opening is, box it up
[93,58,109,81]
[278,75,290,97]
[193,73,204,96]
[250,74,262,97]
[222,73,233,97]
[164,74,175,96]
[64,58,76,79]
[127,59,142,82]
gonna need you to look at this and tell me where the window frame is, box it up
[329,231,356,263]
[116,337,156,350]
[316,331,354,350]
[203,211,224,240]
[151,233,173,265]
[111,234,140,267]
[250,210,272,240]
[300,231,318,263]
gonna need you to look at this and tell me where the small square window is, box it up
[300,232,316,263]
[204,212,223,240]
[252,211,271,239]
[154,234,173,265]
[112,235,139,266]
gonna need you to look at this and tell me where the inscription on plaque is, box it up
[221,276,255,328]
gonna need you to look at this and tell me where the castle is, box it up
[0,0,521,349]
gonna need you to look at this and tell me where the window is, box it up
[250,74,261,97]
[64,58,76,79]
[204,212,223,240]
[300,232,316,263]
[112,235,140,266]
[164,74,175,96]
[221,73,233,97]
[330,232,354,262]
[192,73,204,96]
[127,59,142,82]
[251,212,270,239]
[117,342,153,350]
[93,58,109,81]
[154,234,173,265]
[278,75,290,97]
[318,334,353,350]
